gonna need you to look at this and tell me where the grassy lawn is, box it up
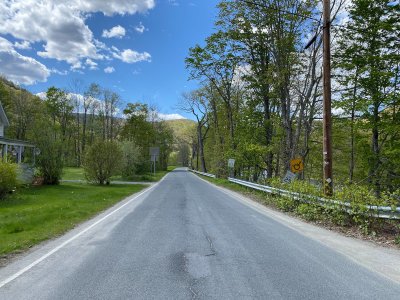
[0,183,146,257]
[193,174,258,196]
[63,166,177,182]
[119,165,177,182]
[62,167,85,180]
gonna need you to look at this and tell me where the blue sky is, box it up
[0,0,220,119]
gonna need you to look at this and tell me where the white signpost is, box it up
[228,158,235,177]
[228,159,235,168]
[149,147,160,175]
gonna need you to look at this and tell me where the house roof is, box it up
[0,102,10,127]
[0,137,35,147]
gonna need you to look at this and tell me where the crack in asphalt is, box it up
[189,283,198,300]
[203,229,217,257]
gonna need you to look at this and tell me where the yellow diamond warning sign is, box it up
[290,159,304,173]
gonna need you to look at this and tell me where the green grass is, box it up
[118,165,177,182]
[196,174,258,194]
[62,166,177,182]
[193,173,277,207]
[62,167,85,180]
[0,183,146,256]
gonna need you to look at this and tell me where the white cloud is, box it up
[0,38,50,85]
[14,40,31,49]
[0,51,50,85]
[134,22,146,34]
[71,61,83,70]
[0,2,99,66]
[69,0,155,16]
[158,113,186,121]
[102,25,126,39]
[0,37,13,51]
[85,58,98,70]
[0,0,155,69]
[35,92,47,100]
[104,66,115,73]
[113,48,151,63]
[50,68,68,75]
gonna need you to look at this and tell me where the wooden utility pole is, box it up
[322,0,333,196]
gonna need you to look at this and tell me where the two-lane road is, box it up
[1,168,400,299]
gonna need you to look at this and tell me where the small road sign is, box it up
[228,159,235,168]
[290,158,304,173]
[149,147,160,157]
[149,147,160,175]
[283,171,297,183]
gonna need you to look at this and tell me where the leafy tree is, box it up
[186,30,241,150]
[121,103,173,173]
[335,0,400,195]
[83,140,123,185]
[33,113,65,185]
[82,83,101,155]
[120,141,141,178]
[45,87,73,142]
[34,137,64,185]
[179,89,209,172]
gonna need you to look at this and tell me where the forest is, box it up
[182,0,400,199]
[0,77,174,186]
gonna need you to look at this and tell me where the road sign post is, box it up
[228,159,235,177]
[149,147,160,175]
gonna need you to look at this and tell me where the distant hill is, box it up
[0,77,43,140]
[165,119,196,144]
[0,76,24,92]
[0,76,40,112]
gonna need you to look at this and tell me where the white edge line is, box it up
[0,174,168,289]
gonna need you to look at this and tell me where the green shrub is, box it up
[276,197,298,212]
[322,205,349,226]
[84,140,123,185]
[0,161,17,198]
[120,141,141,178]
[296,203,322,221]
[35,138,64,185]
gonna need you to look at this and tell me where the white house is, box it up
[0,101,9,137]
[0,101,38,183]
[0,101,36,165]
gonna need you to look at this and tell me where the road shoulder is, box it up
[0,180,162,283]
[193,173,400,285]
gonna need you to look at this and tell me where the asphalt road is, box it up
[1,168,400,299]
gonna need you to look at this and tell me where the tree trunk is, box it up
[349,70,359,183]
[82,107,88,155]
[197,126,207,173]
[371,110,380,197]
[349,106,355,183]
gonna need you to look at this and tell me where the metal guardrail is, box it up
[190,169,216,178]
[228,177,400,220]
